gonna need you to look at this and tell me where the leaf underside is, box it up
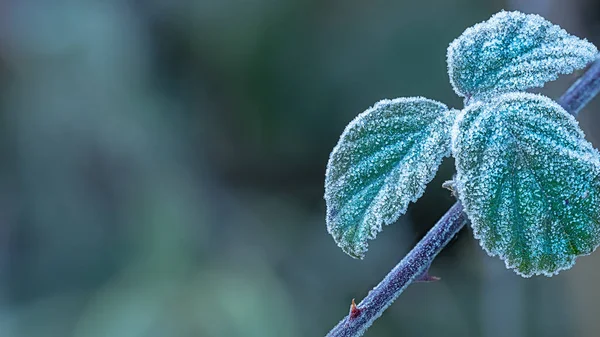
[452,92,600,277]
[325,97,456,258]
[447,11,598,100]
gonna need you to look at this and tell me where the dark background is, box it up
[1,0,600,336]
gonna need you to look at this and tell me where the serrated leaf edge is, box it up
[446,10,598,100]
[451,92,600,277]
[325,97,456,258]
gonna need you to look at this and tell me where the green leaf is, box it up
[325,97,456,258]
[447,11,597,101]
[452,92,600,277]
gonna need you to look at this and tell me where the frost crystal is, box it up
[452,93,600,277]
[324,10,600,277]
[325,98,456,258]
[447,11,598,101]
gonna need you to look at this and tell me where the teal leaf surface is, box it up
[452,92,600,277]
[325,97,456,258]
[447,11,597,101]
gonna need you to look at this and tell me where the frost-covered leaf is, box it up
[452,92,600,277]
[447,11,598,100]
[325,97,456,258]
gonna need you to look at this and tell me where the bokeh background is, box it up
[1,0,600,336]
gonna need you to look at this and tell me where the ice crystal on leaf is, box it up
[452,93,600,277]
[325,98,456,258]
[447,11,597,101]
[324,9,600,276]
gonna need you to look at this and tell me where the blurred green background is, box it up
[1,0,600,336]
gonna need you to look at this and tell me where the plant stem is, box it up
[558,56,600,116]
[326,203,467,337]
[326,58,600,337]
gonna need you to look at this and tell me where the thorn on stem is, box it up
[349,298,361,319]
[415,268,441,283]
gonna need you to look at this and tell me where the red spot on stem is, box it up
[349,298,361,319]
